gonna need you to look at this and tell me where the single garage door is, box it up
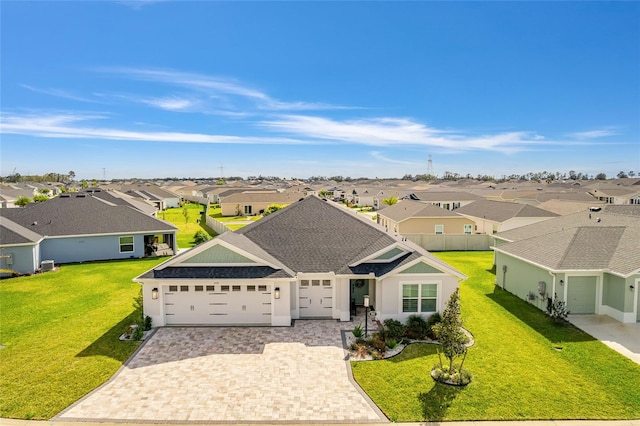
[164,284,271,325]
[299,279,333,318]
[567,277,597,314]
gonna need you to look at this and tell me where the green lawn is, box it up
[352,251,640,422]
[0,257,165,420]
[160,203,216,248]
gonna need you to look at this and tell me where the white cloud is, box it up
[139,96,196,111]
[259,114,550,154]
[95,67,355,112]
[569,129,618,139]
[0,112,307,145]
[20,84,102,103]
[370,151,422,166]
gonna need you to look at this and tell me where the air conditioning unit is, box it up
[41,260,55,272]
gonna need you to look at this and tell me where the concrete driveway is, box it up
[568,314,640,364]
[56,318,386,423]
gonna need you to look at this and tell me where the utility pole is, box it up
[427,154,433,176]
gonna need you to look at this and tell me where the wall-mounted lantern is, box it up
[151,288,159,300]
[274,287,281,299]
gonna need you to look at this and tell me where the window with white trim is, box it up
[464,224,472,235]
[435,225,444,235]
[119,236,134,253]
[244,205,252,215]
[402,283,437,313]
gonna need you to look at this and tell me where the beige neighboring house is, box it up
[220,191,302,216]
[536,198,606,216]
[588,187,640,205]
[454,199,559,234]
[377,200,476,235]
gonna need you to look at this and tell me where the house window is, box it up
[232,285,241,292]
[322,280,331,286]
[221,285,230,292]
[244,205,252,215]
[169,285,178,292]
[195,285,203,292]
[312,280,320,286]
[206,285,215,291]
[247,285,256,291]
[300,280,309,286]
[119,236,134,253]
[435,225,444,235]
[402,283,437,313]
[180,285,189,292]
[464,224,472,235]
[258,285,267,292]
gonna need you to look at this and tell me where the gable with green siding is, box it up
[182,244,256,264]
[374,247,405,260]
[399,261,444,274]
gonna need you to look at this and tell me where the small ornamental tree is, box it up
[432,288,471,385]
[382,196,398,206]
[263,204,284,216]
[15,196,32,207]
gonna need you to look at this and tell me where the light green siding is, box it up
[495,252,555,310]
[182,244,255,264]
[602,274,626,312]
[374,247,404,260]
[399,262,444,274]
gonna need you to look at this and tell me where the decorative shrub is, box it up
[426,312,442,339]
[431,364,472,386]
[132,325,144,341]
[405,314,429,340]
[383,318,406,341]
[386,339,398,350]
[143,315,153,331]
[193,230,211,245]
[352,324,364,338]
[546,293,570,323]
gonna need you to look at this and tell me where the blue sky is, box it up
[1,1,639,181]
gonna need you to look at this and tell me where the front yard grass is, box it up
[351,251,640,422]
[0,258,165,420]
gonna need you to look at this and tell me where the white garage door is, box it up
[299,279,333,318]
[567,277,597,314]
[164,284,272,325]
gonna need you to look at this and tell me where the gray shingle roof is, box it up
[152,196,463,280]
[378,200,463,222]
[455,199,558,222]
[494,205,640,276]
[0,217,42,245]
[0,194,177,237]
[411,191,482,202]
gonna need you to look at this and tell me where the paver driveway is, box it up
[56,317,386,423]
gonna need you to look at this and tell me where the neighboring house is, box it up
[454,200,559,234]
[84,189,158,216]
[493,205,640,323]
[377,200,476,235]
[0,216,42,276]
[0,193,178,273]
[406,191,482,211]
[136,195,466,327]
[355,189,411,210]
[588,187,640,205]
[122,185,181,209]
[220,191,301,216]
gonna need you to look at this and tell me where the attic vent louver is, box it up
[76,194,86,198]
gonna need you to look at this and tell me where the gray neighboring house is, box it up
[406,191,482,210]
[137,195,466,327]
[0,217,42,276]
[0,193,178,275]
[493,205,640,323]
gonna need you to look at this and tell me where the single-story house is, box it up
[0,193,178,276]
[377,200,476,235]
[454,199,559,234]
[136,195,466,327]
[588,187,640,205]
[406,191,482,211]
[493,205,640,323]
[0,216,42,275]
[122,185,181,209]
[219,191,301,216]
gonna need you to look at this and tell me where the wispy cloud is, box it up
[370,151,422,166]
[259,114,551,154]
[20,84,102,104]
[568,128,618,139]
[117,0,167,10]
[138,96,197,111]
[94,67,356,112]
[0,112,308,145]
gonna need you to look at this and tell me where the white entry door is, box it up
[299,279,333,317]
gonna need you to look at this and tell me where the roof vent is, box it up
[596,217,601,223]
[76,194,86,198]
[60,194,71,198]
[589,206,601,212]
[32,221,38,226]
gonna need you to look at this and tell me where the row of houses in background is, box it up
[1,178,638,325]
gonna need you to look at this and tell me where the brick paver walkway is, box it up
[56,315,385,423]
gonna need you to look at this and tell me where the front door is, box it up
[299,279,333,317]
[351,279,369,305]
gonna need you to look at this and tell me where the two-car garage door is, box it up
[164,284,271,325]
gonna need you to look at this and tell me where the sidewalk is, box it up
[2,418,640,426]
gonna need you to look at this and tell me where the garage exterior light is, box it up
[274,287,281,299]
[151,288,159,300]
